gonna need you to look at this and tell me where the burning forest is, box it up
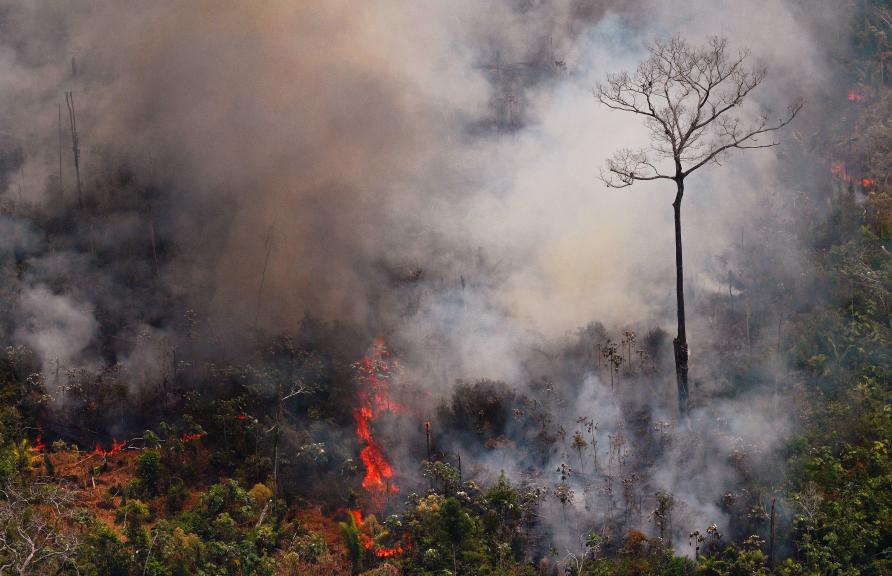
[0,1,890,575]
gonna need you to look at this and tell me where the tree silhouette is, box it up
[596,36,801,415]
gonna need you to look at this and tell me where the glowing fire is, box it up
[352,337,401,508]
[848,88,864,103]
[93,438,126,458]
[31,433,46,455]
[181,432,203,443]
[342,339,410,560]
[831,162,847,180]
[348,508,412,557]
[831,163,874,188]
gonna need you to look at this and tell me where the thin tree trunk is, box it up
[672,180,690,415]
[58,103,64,204]
[65,91,83,210]
[273,381,282,513]
[768,498,776,568]
[425,421,434,491]
[254,221,276,330]
[149,205,159,276]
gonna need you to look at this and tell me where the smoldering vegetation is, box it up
[0,0,870,569]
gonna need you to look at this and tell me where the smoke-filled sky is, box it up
[0,0,846,389]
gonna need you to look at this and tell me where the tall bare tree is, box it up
[64,91,83,210]
[596,36,801,415]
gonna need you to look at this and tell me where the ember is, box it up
[181,432,203,443]
[848,88,864,103]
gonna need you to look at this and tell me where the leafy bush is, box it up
[136,450,164,496]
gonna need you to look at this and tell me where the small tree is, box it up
[597,36,801,414]
[438,497,474,576]
[136,450,163,496]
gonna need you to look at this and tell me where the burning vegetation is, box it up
[352,338,401,508]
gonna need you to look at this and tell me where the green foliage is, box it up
[401,491,525,575]
[0,443,16,484]
[422,460,461,495]
[661,556,697,576]
[166,478,189,512]
[339,509,365,572]
[289,530,328,563]
[97,479,281,576]
[785,384,892,574]
[136,450,164,496]
[79,522,130,576]
[144,430,161,448]
[120,499,151,549]
[696,544,768,576]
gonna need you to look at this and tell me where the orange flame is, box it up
[373,543,410,558]
[352,338,401,509]
[848,88,864,103]
[181,432,203,443]
[347,508,412,558]
[93,438,126,458]
[342,340,410,560]
[31,433,46,455]
[832,163,875,188]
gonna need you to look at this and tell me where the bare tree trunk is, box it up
[58,102,64,204]
[273,381,282,513]
[768,497,776,568]
[425,421,434,491]
[672,179,689,415]
[66,90,96,255]
[65,91,83,210]
[254,221,276,330]
[149,205,159,276]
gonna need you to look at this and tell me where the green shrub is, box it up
[136,450,164,495]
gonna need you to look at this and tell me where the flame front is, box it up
[93,438,126,458]
[343,338,411,560]
[352,338,400,509]
[831,162,875,188]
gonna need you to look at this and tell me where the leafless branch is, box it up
[0,482,81,575]
[595,35,800,184]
